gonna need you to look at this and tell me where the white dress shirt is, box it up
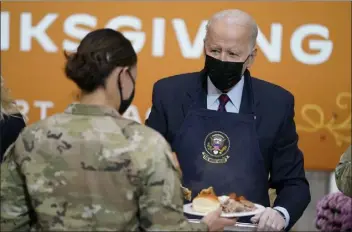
[206,76,290,228]
[207,76,244,112]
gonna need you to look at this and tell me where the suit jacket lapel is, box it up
[182,70,207,117]
[240,70,259,113]
[240,70,261,126]
[239,78,251,115]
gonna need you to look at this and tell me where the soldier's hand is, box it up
[201,207,237,231]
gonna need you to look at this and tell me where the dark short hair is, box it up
[64,28,137,93]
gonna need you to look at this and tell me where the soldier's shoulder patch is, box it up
[2,143,15,162]
[165,151,182,176]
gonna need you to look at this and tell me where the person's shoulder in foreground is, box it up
[117,117,209,231]
[0,113,26,161]
[0,109,207,231]
[335,145,352,197]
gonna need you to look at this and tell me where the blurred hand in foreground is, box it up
[201,207,237,231]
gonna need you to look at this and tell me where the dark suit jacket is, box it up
[0,113,26,162]
[146,70,311,230]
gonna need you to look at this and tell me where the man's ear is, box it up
[203,40,209,57]
[252,48,258,58]
[247,48,257,68]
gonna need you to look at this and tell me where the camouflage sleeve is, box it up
[0,141,32,231]
[135,132,207,231]
[335,146,352,197]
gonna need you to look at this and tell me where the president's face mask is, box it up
[204,54,250,92]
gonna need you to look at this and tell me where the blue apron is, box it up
[171,73,270,217]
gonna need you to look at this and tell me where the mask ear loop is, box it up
[244,49,255,64]
[118,68,135,103]
[126,69,136,104]
[117,70,124,103]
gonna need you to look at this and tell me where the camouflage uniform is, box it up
[335,145,352,197]
[1,104,207,231]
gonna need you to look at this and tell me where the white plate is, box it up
[183,196,265,218]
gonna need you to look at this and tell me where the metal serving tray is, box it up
[188,219,258,231]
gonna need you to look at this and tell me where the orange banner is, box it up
[1,1,351,170]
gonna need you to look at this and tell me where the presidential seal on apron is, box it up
[202,131,230,164]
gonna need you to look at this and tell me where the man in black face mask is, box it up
[146,9,310,232]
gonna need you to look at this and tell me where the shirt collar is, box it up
[64,103,121,118]
[207,76,245,109]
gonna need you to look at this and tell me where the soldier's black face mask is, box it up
[204,54,250,92]
[117,70,135,115]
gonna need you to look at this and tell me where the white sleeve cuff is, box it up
[273,206,290,229]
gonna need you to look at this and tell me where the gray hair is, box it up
[205,9,258,50]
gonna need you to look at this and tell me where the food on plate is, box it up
[222,198,245,213]
[192,187,221,213]
[189,188,257,214]
[239,199,255,209]
[229,193,255,208]
[222,193,257,213]
[181,185,192,201]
